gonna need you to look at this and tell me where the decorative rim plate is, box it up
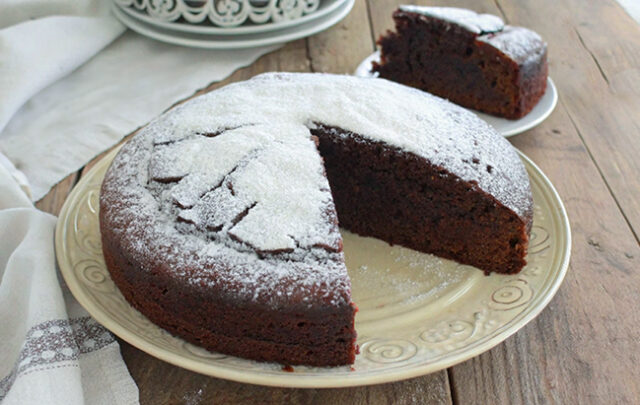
[55,146,570,388]
[117,0,349,36]
[354,51,558,138]
[111,0,355,49]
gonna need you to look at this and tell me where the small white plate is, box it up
[354,51,558,138]
[118,0,350,36]
[111,0,355,49]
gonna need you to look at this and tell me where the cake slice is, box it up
[372,6,548,119]
[101,123,358,366]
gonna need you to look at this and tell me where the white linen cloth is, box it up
[0,1,278,403]
[0,162,139,404]
[0,1,279,201]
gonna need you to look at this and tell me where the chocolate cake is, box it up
[99,73,533,367]
[372,6,548,119]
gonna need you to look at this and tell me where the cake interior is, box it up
[313,125,530,275]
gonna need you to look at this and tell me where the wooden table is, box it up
[37,0,640,403]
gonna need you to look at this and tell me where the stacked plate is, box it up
[111,0,355,49]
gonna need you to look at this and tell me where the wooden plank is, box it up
[307,0,375,73]
[442,1,640,403]
[34,172,78,215]
[121,346,452,405]
[550,0,640,240]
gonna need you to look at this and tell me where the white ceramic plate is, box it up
[111,0,355,49]
[118,0,350,36]
[354,51,558,138]
[56,146,570,388]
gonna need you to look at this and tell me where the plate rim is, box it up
[111,0,355,49]
[55,146,571,388]
[353,51,558,138]
[116,0,350,36]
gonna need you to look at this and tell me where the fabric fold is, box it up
[0,163,139,405]
[0,8,125,134]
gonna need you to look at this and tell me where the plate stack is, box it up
[112,0,355,49]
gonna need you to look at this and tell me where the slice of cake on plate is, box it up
[373,6,548,119]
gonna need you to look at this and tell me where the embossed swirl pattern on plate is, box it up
[55,146,570,386]
[359,339,418,364]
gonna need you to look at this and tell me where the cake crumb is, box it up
[182,388,204,405]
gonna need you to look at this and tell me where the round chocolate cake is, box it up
[99,73,533,366]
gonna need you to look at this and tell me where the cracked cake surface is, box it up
[99,72,533,366]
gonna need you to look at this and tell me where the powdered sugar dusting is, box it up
[100,73,532,309]
[478,26,546,64]
[399,5,504,34]
[149,123,338,255]
[398,6,546,66]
